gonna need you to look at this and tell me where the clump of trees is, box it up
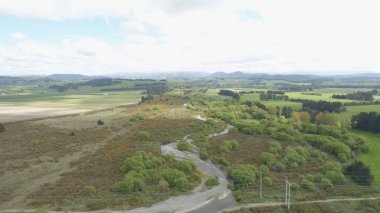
[291,99,346,113]
[218,90,240,100]
[141,95,154,103]
[281,106,293,118]
[315,112,339,126]
[332,92,374,101]
[351,112,380,133]
[259,91,289,101]
[292,111,311,123]
[229,164,257,188]
[113,151,201,193]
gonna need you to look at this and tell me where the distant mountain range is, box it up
[207,71,329,82]
[46,74,105,81]
[3,71,380,83]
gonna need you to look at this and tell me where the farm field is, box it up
[354,130,380,186]
[286,91,356,103]
[0,90,142,123]
[334,105,380,126]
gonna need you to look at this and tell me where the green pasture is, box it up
[334,105,380,126]
[286,92,356,103]
[352,130,380,186]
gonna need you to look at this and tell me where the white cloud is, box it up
[10,32,28,41]
[0,0,380,75]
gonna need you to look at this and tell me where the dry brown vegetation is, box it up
[0,97,212,211]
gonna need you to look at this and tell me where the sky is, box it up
[0,0,379,76]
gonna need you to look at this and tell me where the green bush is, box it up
[290,182,300,191]
[259,152,275,166]
[263,177,272,186]
[219,140,240,153]
[301,179,316,191]
[136,131,150,141]
[199,148,209,160]
[130,113,145,121]
[325,171,346,184]
[177,140,191,151]
[205,176,219,187]
[212,156,229,167]
[321,162,341,174]
[97,119,104,125]
[321,178,333,189]
[269,141,282,154]
[31,139,40,145]
[270,161,285,172]
[84,185,96,196]
[176,160,196,174]
[230,164,257,188]
[160,168,190,191]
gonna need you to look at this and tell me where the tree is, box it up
[315,112,338,126]
[292,111,310,123]
[346,161,373,186]
[267,106,277,116]
[299,111,311,123]
[97,119,104,125]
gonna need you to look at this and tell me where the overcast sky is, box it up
[0,0,379,76]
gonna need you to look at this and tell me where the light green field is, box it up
[286,91,356,103]
[352,130,380,186]
[334,105,380,126]
[239,93,302,110]
[0,90,142,109]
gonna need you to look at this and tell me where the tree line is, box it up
[290,99,346,113]
[332,91,374,101]
[351,112,380,133]
[218,89,240,100]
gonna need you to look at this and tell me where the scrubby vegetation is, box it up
[188,97,375,203]
[113,151,201,193]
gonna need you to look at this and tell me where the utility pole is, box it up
[285,179,292,210]
[259,171,263,199]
